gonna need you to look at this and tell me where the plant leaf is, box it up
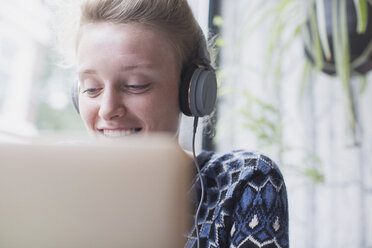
[341,0,356,131]
[304,167,325,184]
[298,60,313,104]
[316,0,332,60]
[353,0,368,33]
[350,40,372,70]
[213,15,223,27]
[309,3,324,70]
[360,74,368,94]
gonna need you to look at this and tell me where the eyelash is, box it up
[81,83,150,96]
[82,88,102,96]
[125,84,150,91]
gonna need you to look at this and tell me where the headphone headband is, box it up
[178,26,217,117]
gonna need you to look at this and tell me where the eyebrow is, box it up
[120,62,153,71]
[77,63,153,75]
[77,69,97,75]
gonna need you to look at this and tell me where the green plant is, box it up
[214,1,326,184]
[304,0,371,144]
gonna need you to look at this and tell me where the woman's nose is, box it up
[98,89,126,121]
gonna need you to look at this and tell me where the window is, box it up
[0,32,16,114]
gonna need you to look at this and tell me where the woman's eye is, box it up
[124,83,150,93]
[82,88,101,96]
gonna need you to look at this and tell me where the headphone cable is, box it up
[192,117,204,248]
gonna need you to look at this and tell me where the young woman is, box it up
[69,0,289,247]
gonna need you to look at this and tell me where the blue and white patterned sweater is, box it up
[185,150,289,248]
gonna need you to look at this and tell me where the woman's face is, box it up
[76,23,181,139]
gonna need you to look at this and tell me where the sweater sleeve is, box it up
[185,151,289,248]
[229,153,289,248]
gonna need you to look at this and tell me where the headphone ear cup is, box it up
[179,64,198,116]
[179,65,217,117]
[71,82,80,114]
[191,68,217,117]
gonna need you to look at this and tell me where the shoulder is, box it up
[195,149,288,221]
[189,150,289,247]
[210,150,288,247]
[198,149,285,187]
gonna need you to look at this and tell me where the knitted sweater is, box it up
[185,150,289,248]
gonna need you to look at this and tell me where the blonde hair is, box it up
[75,0,205,70]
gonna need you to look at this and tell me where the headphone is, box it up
[71,27,217,118]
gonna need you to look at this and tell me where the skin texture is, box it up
[76,22,181,139]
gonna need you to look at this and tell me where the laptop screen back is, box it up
[0,135,192,248]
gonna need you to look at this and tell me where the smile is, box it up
[99,128,142,137]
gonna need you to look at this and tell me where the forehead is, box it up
[76,22,180,72]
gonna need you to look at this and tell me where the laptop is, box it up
[0,135,192,248]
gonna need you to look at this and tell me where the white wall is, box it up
[0,0,51,136]
[218,0,372,247]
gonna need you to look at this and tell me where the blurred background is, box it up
[0,0,371,247]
